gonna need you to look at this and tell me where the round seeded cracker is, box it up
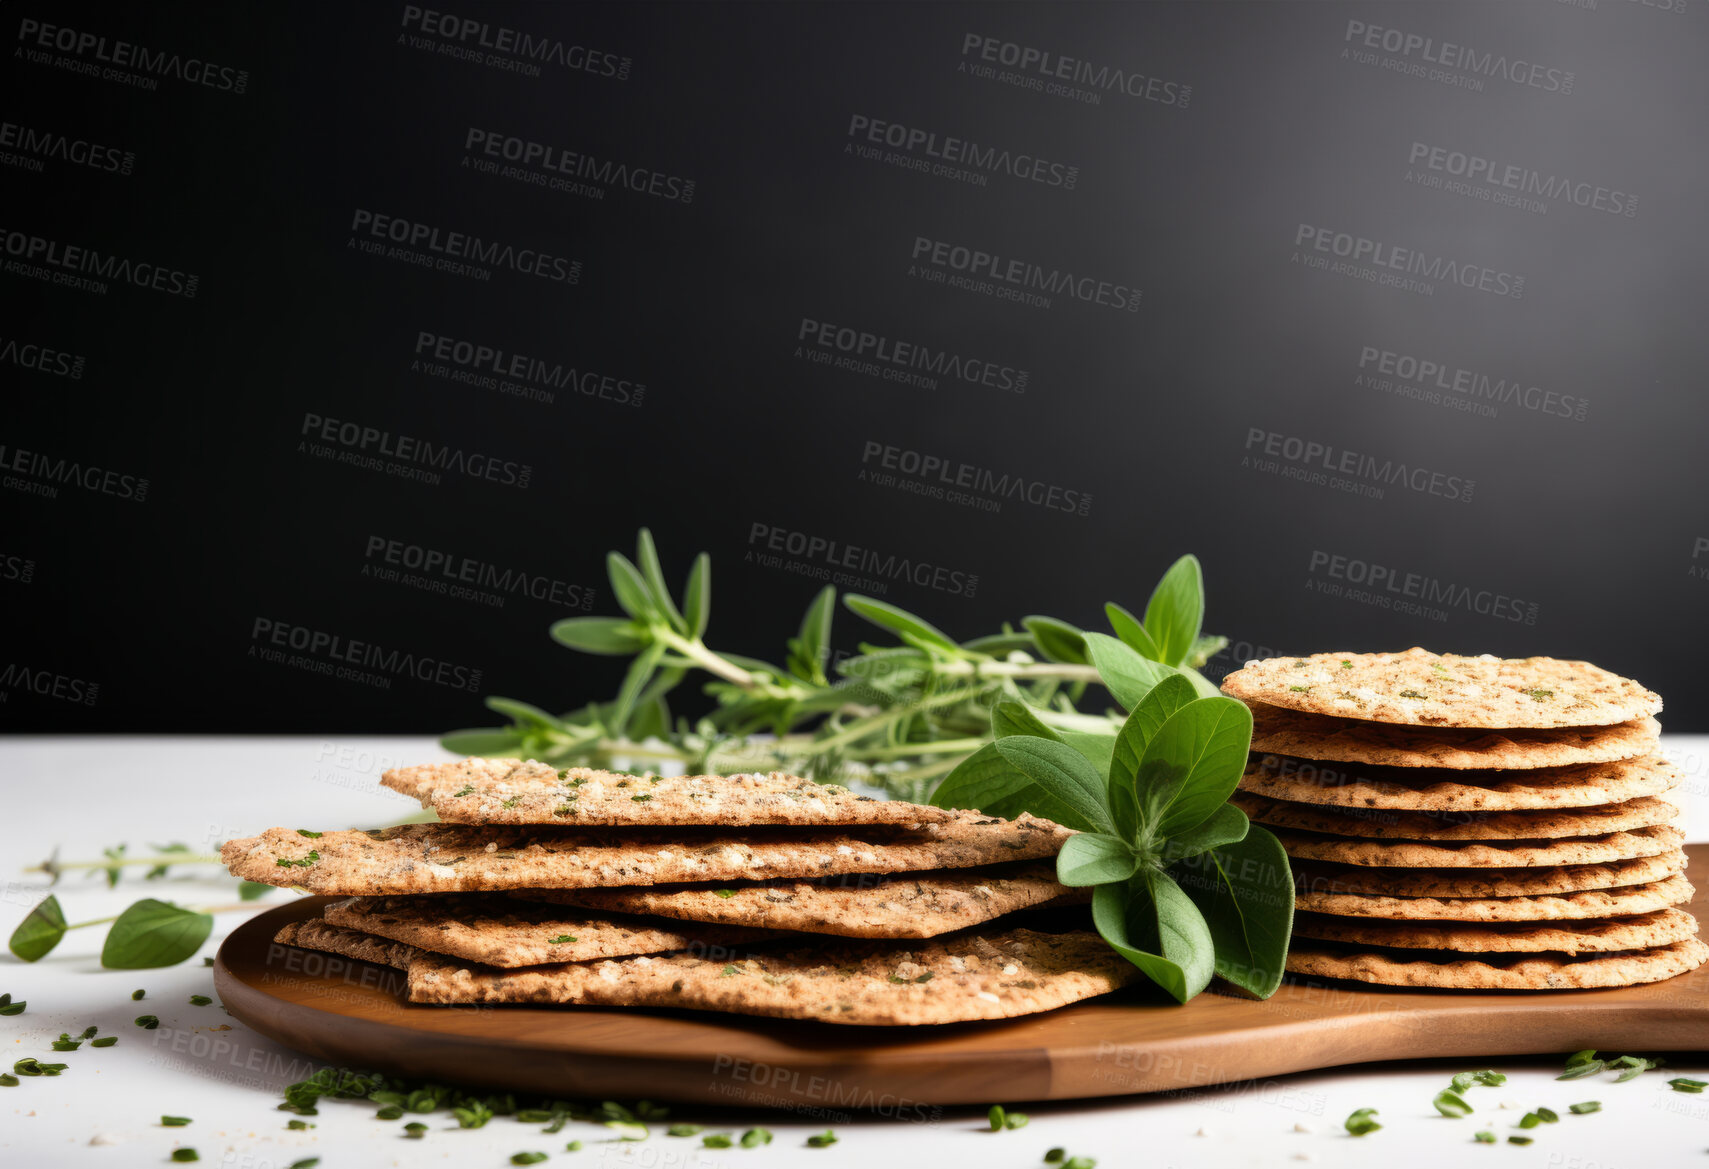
[1222,648,1661,729]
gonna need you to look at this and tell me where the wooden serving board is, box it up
[215,846,1709,1108]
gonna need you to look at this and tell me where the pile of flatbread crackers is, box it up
[227,762,1134,1025]
[1223,647,1706,991]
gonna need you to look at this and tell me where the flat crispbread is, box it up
[1221,649,1661,729]
[1274,824,1683,869]
[274,919,419,970]
[1285,937,1708,990]
[1296,874,1695,922]
[1233,791,1679,841]
[1239,753,1680,811]
[1292,850,1688,898]
[322,894,776,967]
[406,927,1137,1025]
[384,759,953,827]
[222,814,1072,896]
[1292,908,1698,954]
[1248,705,1660,770]
[514,861,1088,939]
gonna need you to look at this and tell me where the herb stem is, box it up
[25,854,222,875]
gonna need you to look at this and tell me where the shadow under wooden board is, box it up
[215,846,1709,1108]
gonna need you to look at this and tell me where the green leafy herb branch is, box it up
[443,530,1230,800]
[931,639,1294,1001]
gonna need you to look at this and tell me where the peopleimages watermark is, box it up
[0,553,35,584]
[1293,223,1523,299]
[746,522,979,598]
[844,115,1078,190]
[958,33,1191,108]
[361,534,596,611]
[795,317,1027,394]
[1242,427,1475,503]
[413,330,645,407]
[298,411,533,490]
[399,5,631,80]
[0,663,98,706]
[1305,550,1540,626]
[463,127,694,203]
[1341,19,1575,94]
[908,236,1141,312]
[248,618,484,693]
[348,209,581,285]
[0,226,198,297]
[0,119,134,176]
[0,441,148,503]
[0,333,85,379]
[15,17,250,94]
[1406,141,1635,218]
[1356,345,1588,423]
[859,439,1091,517]
[1690,538,1709,583]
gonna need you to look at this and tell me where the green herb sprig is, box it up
[440,531,1229,801]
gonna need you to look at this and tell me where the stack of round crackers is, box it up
[230,760,1123,1026]
[1221,648,1705,991]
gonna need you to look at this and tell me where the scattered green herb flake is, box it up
[553,804,576,817]
[1045,1150,1067,1164]
[740,1128,773,1148]
[714,889,736,899]
[452,1099,495,1129]
[0,1074,17,1087]
[1341,660,1353,668]
[1525,689,1553,702]
[666,1124,703,1137]
[510,1154,548,1165]
[988,1104,1007,1131]
[453,784,477,797]
[1398,689,1426,699]
[1508,1136,1532,1146]
[1518,1112,1542,1129]
[702,1134,734,1148]
[202,957,214,967]
[806,1129,838,1147]
[1288,685,1311,693]
[1535,1107,1558,1123]
[1433,1089,1472,1118]
[50,1039,80,1052]
[1613,1056,1661,1083]
[288,1160,320,1169]
[403,1122,428,1138]
[1472,1070,1506,1087]
[376,1105,404,1120]
[1345,1107,1381,1136]
[295,829,323,838]
[565,1141,582,1152]
[0,999,24,1016]
[503,797,519,809]
[189,995,212,1006]
[1449,1072,1474,1092]
[286,1120,313,1131]
[605,1121,647,1141]
[1005,1112,1029,1129]
[1568,1101,1601,1114]
[547,935,578,945]
[1557,1060,1605,1080]
[630,794,653,802]
[1062,1158,1098,1169]
[90,1036,117,1048]
[170,1150,199,1162]
[162,1116,192,1127]
[276,851,320,868]
[1668,1077,1708,1093]
[1473,1131,1494,1143]
[132,989,145,1000]
[78,1025,97,1039]
[915,972,934,983]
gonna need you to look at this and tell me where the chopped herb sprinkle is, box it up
[1568,1101,1601,1114]
[453,785,477,797]
[510,1155,547,1166]
[162,1116,192,1127]
[1473,1132,1494,1143]
[702,1134,734,1148]
[296,829,323,838]
[740,1128,773,1148]
[666,1124,703,1137]
[714,890,736,899]
[91,1036,117,1048]
[1344,1108,1381,1136]
[806,1129,838,1147]
[189,995,212,1007]
[131,989,146,1001]
[170,1150,199,1162]
[1668,1077,1708,1093]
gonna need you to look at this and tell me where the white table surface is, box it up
[5,734,1709,1169]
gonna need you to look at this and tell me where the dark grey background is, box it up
[5,1,1707,732]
